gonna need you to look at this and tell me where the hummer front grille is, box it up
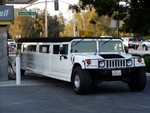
[106,59,126,68]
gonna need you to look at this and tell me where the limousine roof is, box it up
[17,37,77,43]
[16,37,121,43]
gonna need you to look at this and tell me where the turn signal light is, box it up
[87,59,91,65]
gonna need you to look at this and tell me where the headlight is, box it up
[99,61,105,67]
[127,59,132,66]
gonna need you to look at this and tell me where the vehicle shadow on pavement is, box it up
[90,81,130,95]
[91,79,149,95]
[9,73,149,95]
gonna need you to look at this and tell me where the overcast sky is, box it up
[12,0,79,20]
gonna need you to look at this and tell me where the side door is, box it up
[51,43,60,72]
[59,43,70,74]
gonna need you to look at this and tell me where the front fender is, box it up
[73,60,85,69]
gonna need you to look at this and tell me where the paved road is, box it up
[3,43,149,113]
[0,74,150,113]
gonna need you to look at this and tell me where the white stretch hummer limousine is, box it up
[17,37,146,94]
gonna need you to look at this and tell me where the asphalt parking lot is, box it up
[1,73,150,113]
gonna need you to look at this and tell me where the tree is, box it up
[30,10,65,37]
[62,8,116,37]
[69,0,120,18]
[8,8,66,39]
[8,9,34,40]
[69,0,150,36]
[47,15,62,37]
[123,0,150,36]
[29,12,44,37]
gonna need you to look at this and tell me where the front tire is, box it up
[128,68,146,91]
[72,66,91,95]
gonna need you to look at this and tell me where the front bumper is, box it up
[87,67,145,81]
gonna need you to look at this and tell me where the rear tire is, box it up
[72,66,91,95]
[143,45,147,51]
[134,45,138,50]
[21,69,25,76]
[128,68,146,91]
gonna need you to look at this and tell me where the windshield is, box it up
[71,41,96,53]
[99,41,124,52]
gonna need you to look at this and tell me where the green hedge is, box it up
[142,54,150,72]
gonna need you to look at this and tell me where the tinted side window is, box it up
[17,44,22,50]
[53,45,60,54]
[28,45,36,52]
[23,44,28,52]
[39,45,50,53]
[62,44,68,55]
[23,45,36,52]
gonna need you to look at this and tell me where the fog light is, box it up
[138,57,142,63]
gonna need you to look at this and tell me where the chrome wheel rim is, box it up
[74,74,80,89]
[143,46,146,51]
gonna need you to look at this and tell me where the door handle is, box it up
[60,55,67,60]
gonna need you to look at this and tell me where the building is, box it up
[0,0,37,80]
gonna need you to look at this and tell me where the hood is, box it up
[99,52,132,59]
[73,53,103,59]
[72,52,132,60]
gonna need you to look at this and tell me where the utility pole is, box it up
[117,0,120,38]
[45,0,48,37]
[72,18,77,37]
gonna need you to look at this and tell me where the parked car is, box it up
[8,39,16,47]
[8,45,16,54]
[138,37,144,41]
[142,40,150,51]
[122,37,139,50]
[128,37,139,49]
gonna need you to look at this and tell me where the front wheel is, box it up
[128,68,146,92]
[72,66,91,95]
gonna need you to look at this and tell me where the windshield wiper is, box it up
[71,39,84,48]
[101,38,112,46]
[71,39,84,53]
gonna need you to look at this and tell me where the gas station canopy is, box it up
[5,0,37,4]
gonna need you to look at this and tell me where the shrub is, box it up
[142,54,150,72]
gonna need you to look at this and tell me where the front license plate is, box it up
[112,70,121,76]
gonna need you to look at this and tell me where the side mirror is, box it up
[124,46,129,53]
[60,47,65,54]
